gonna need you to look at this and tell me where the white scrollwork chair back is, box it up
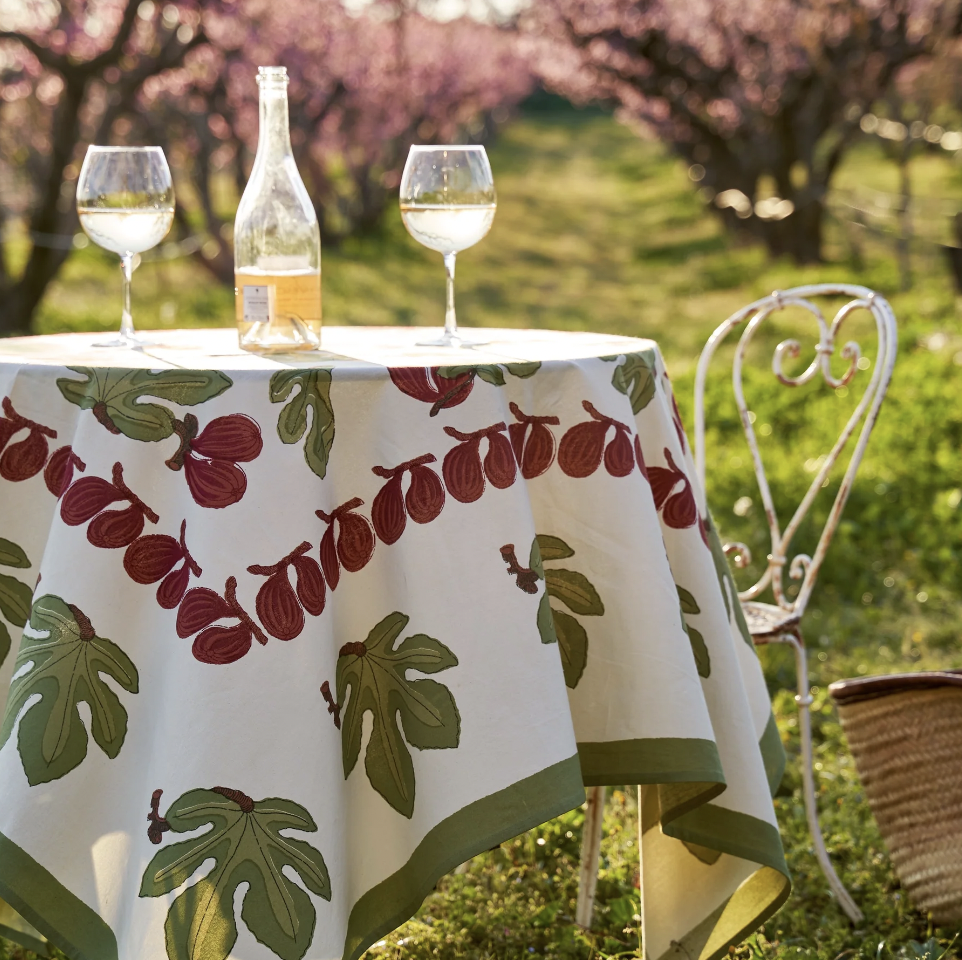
[694,284,898,639]
[574,284,896,930]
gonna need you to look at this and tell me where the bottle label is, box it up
[243,285,272,322]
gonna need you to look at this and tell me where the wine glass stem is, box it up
[120,254,135,340]
[444,252,457,340]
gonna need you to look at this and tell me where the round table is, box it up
[0,328,788,960]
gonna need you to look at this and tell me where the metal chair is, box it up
[575,284,897,927]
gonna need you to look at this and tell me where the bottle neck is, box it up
[254,83,293,165]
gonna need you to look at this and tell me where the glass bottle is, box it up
[234,66,321,353]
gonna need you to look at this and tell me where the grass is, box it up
[5,102,962,960]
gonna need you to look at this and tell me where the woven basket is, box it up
[829,672,962,923]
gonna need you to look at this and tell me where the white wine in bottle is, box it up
[233,66,321,353]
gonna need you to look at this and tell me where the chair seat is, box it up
[740,601,800,639]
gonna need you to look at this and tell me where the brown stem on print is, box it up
[443,422,507,443]
[371,453,438,480]
[1,397,58,438]
[339,641,367,658]
[247,541,312,577]
[164,414,200,471]
[508,402,560,428]
[634,435,650,482]
[147,789,171,844]
[66,603,95,641]
[320,680,341,729]
[92,402,121,435]
[179,521,203,577]
[224,576,269,646]
[211,786,255,814]
[499,544,540,595]
[429,371,476,417]
[111,462,160,523]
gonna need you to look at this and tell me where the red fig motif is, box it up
[44,446,85,498]
[157,564,192,609]
[558,421,608,478]
[338,513,375,573]
[247,542,322,639]
[256,572,304,641]
[184,457,247,510]
[604,429,634,478]
[1,430,49,482]
[406,465,444,523]
[443,437,484,503]
[0,418,18,452]
[87,504,146,549]
[190,414,263,462]
[508,403,560,480]
[165,413,261,509]
[389,366,474,414]
[292,555,325,616]
[523,423,556,478]
[61,477,123,525]
[179,577,265,663]
[0,398,57,482]
[648,448,697,530]
[372,472,406,545]
[177,587,232,638]
[124,520,200,608]
[192,624,253,665]
[320,525,339,591]
[484,432,516,489]
[634,435,649,481]
[124,535,182,584]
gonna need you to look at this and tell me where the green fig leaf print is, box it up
[269,370,335,480]
[57,368,232,442]
[703,514,755,649]
[437,361,541,389]
[602,350,657,414]
[336,612,460,818]
[535,535,604,688]
[534,535,574,562]
[677,585,710,678]
[0,595,138,785]
[0,538,29,569]
[139,787,331,960]
[0,537,32,669]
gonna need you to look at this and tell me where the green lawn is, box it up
[6,104,962,960]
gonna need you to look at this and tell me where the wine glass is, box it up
[399,145,496,348]
[76,146,175,348]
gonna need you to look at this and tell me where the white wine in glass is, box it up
[76,146,175,348]
[399,145,496,348]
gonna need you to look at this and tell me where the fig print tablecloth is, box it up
[0,328,789,960]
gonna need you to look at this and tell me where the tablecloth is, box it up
[0,327,789,960]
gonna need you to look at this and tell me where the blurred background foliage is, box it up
[4,0,962,958]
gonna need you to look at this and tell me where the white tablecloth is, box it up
[0,328,788,960]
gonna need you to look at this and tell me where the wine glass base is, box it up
[416,332,488,349]
[93,334,157,350]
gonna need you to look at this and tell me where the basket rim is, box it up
[829,670,962,705]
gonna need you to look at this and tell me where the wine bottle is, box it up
[234,66,321,353]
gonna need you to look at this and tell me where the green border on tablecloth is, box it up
[0,831,117,960]
[759,712,786,797]
[342,754,586,960]
[651,805,791,960]
[578,736,727,824]
[0,896,50,957]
